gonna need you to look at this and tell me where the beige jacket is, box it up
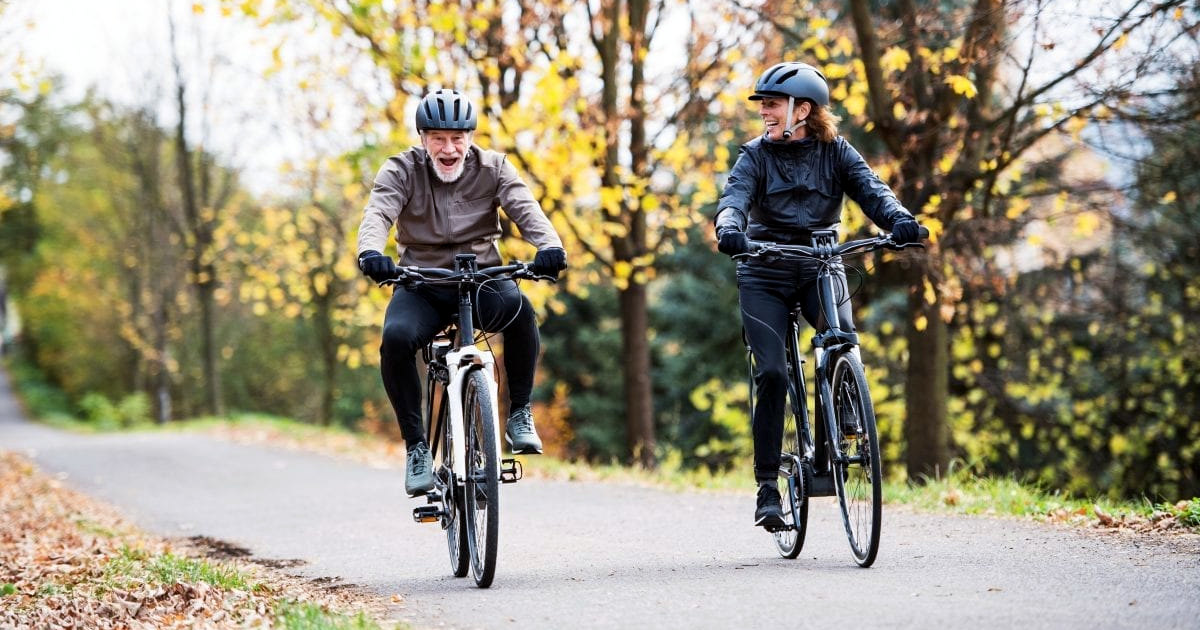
[356,145,562,268]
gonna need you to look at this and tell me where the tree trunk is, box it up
[197,283,222,415]
[153,302,172,424]
[619,282,656,468]
[904,266,950,480]
[315,291,336,426]
[170,11,222,417]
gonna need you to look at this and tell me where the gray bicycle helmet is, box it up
[415,89,478,131]
[749,62,829,106]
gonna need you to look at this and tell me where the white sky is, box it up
[9,0,375,196]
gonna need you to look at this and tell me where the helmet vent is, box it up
[776,69,799,84]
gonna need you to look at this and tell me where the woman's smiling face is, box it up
[758,96,810,141]
[422,130,471,182]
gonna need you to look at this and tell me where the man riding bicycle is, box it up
[356,88,567,497]
[713,62,922,530]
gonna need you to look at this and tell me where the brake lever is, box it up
[513,269,559,284]
[881,236,927,251]
[732,243,775,261]
[378,271,417,287]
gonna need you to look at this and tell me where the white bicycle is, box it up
[385,254,551,588]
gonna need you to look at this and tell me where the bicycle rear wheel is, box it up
[463,368,500,587]
[438,397,469,578]
[830,352,882,567]
[774,375,809,559]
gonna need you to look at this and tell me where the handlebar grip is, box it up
[918,226,930,240]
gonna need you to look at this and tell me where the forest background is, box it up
[1,0,1197,502]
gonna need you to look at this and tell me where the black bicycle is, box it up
[736,228,926,567]
[385,253,551,588]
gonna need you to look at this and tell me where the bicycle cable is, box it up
[472,275,527,343]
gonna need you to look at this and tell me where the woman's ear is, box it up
[795,100,813,123]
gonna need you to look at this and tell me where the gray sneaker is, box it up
[505,404,543,454]
[405,442,434,496]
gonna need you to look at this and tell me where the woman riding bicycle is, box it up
[713,61,922,530]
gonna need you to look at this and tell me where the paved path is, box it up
[1,368,1197,629]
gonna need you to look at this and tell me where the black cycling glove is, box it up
[891,219,922,245]
[358,250,398,283]
[717,231,750,256]
[530,247,567,279]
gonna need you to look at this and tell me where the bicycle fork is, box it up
[445,348,523,483]
[444,347,501,480]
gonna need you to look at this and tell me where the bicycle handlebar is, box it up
[380,260,556,286]
[735,227,929,262]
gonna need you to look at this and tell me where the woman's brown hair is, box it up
[805,103,840,142]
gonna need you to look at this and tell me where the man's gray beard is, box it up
[432,160,465,183]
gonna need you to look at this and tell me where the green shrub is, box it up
[4,354,73,419]
[78,392,151,429]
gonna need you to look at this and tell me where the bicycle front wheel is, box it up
[830,352,882,567]
[463,368,500,587]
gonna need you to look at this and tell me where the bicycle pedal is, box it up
[425,490,442,504]
[500,458,523,483]
[412,505,443,523]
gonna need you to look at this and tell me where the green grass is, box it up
[882,472,1095,516]
[73,517,119,538]
[882,468,1200,532]
[101,546,258,593]
[146,552,256,590]
[274,600,397,630]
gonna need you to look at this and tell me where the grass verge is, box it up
[0,451,401,629]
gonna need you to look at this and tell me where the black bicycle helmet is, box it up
[749,62,829,106]
[415,89,477,131]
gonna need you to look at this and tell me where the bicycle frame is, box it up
[742,228,925,492]
[787,231,862,488]
[739,227,925,564]
[425,254,504,486]
[395,253,551,586]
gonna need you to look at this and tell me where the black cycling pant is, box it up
[737,259,855,482]
[379,279,538,445]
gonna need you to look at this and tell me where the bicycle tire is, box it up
[438,393,469,578]
[774,367,809,559]
[463,368,500,587]
[830,352,882,567]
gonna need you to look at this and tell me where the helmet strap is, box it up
[781,96,807,140]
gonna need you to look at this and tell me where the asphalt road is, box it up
[2,368,1197,629]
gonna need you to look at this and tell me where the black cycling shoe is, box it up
[754,484,786,530]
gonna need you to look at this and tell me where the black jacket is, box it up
[714,135,912,244]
